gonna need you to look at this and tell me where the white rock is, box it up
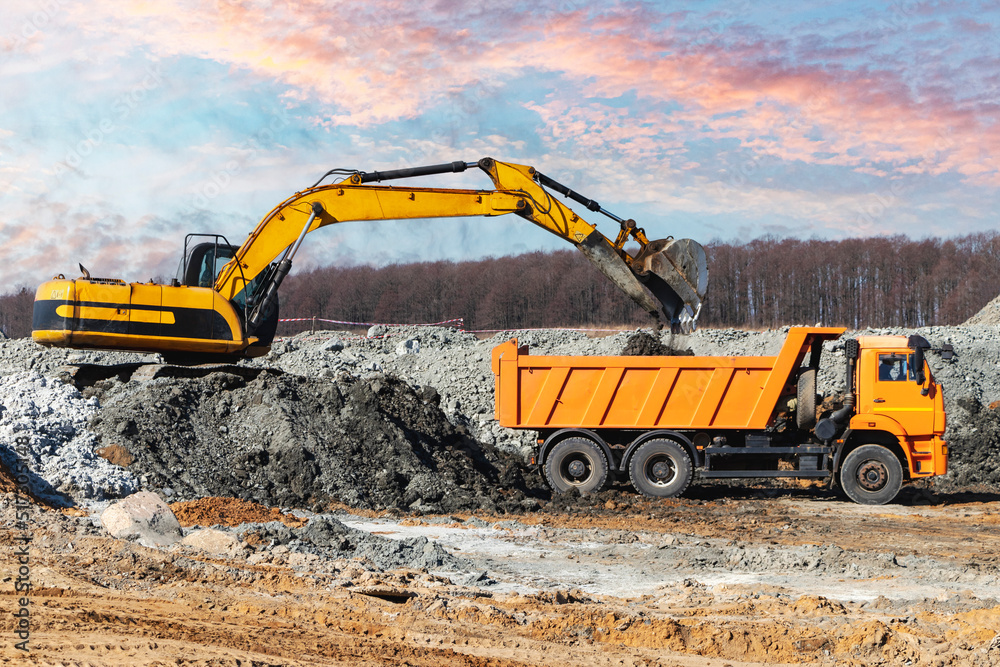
[181,528,243,557]
[395,338,420,356]
[101,491,182,548]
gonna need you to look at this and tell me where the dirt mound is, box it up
[935,398,1000,491]
[89,371,547,513]
[171,497,308,527]
[621,331,693,356]
[964,294,1000,325]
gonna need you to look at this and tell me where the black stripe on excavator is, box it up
[357,161,468,183]
[32,300,234,341]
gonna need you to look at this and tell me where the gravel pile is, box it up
[3,320,1000,507]
[234,515,469,571]
[0,371,137,503]
[0,337,154,375]
[965,294,1000,325]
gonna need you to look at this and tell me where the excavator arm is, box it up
[32,157,707,362]
[218,158,705,334]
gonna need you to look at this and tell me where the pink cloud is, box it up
[50,1,1000,187]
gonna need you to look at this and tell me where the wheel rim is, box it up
[857,460,888,492]
[560,454,594,486]
[644,454,678,488]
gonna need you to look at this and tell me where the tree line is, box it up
[3,233,999,338]
[276,233,1000,333]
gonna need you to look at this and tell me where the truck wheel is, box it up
[544,438,609,496]
[796,368,817,430]
[628,439,692,498]
[840,445,903,505]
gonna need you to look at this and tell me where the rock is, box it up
[101,491,183,547]
[287,552,321,568]
[395,338,420,355]
[181,528,244,557]
[321,339,344,352]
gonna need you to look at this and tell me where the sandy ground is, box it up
[3,490,999,666]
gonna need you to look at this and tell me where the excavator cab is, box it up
[174,234,280,349]
[176,235,236,288]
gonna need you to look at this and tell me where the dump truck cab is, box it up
[493,327,950,505]
[839,334,948,497]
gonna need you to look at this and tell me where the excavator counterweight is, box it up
[32,158,708,362]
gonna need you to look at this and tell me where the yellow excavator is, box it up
[32,158,708,363]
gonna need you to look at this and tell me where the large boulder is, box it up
[100,491,182,547]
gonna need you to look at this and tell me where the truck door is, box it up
[859,349,934,433]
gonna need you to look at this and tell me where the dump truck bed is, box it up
[492,327,846,431]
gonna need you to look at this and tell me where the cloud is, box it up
[3,0,1000,295]
[43,1,999,188]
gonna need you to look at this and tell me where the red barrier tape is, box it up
[276,315,628,343]
[279,317,464,328]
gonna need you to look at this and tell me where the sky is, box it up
[2,0,999,293]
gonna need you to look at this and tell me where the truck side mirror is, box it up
[913,346,926,386]
[939,344,954,361]
[907,334,930,385]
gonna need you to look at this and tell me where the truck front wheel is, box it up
[840,444,903,505]
[628,439,693,498]
[544,438,609,496]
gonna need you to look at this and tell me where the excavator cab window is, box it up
[178,236,237,288]
[176,234,271,323]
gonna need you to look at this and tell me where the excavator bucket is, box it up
[577,233,708,333]
[633,237,708,333]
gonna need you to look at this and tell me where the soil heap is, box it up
[89,370,546,513]
[621,331,694,356]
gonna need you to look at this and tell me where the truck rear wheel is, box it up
[628,439,692,498]
[840,444,903,505]
[544,438,609,496]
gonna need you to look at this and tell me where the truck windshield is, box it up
[878,354,916,382]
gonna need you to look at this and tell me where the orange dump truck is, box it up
[492,327,950,505]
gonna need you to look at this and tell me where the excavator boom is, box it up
[32,158,708,362]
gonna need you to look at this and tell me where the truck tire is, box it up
[797,368,817,430]
[628,439,692,498]
[544,438,609,496]
[839,445,903,505]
